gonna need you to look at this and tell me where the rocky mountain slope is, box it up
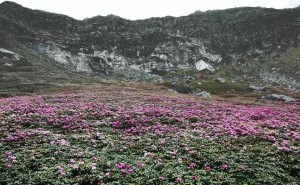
[1,1,300,93]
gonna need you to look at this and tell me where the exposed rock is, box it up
[216,78,226,83]
[262,94,296,102]
[167,89,178,94]
[3,63,13,67]
[249,85,265,91]
[0,1,300,89]
[196,91,212,99]
[0,48,22,60]
[195,60,215,72]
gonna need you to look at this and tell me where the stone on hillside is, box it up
[249,85,265,91]
[167,89,178,94]
[4,63,13,67]
[196,91,212,99]
[195,60,215,72]
[0,48,22,60]
[216,78,226,83]
[262,94,296,102]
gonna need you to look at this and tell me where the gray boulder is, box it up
[216,78,226,83]
[262,94,296,102]
[196,91,212,99]
[249,85,265,91]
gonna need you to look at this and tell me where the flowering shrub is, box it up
[0,85,299,184]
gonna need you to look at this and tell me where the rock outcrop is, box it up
[0,1,300,90]
[262,94,296,102]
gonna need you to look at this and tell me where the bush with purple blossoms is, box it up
[0,84,299,184]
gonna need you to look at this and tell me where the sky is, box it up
[0,0,299,20]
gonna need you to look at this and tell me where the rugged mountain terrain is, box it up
[1,1,300,93]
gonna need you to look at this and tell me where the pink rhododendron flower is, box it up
[72,165,79,170]
[159,176,165,181]
[59,139,68,146]
[205,166,211,171]
[278,147,289,151]
[57,166,66,176]
[116,163,126,169]
[189,162,196,169]
[176,177,183,183]
[90,163,97,170]
[222,164,228,170]
[69,159,75,164]
[191,176,197,181]
[156,159,163,166]
[136,163,144,168]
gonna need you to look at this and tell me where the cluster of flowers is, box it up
[0,85,299,183]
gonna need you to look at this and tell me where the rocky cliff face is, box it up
[1,1,300,91]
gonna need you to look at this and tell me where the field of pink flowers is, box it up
[0,85,299,184]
